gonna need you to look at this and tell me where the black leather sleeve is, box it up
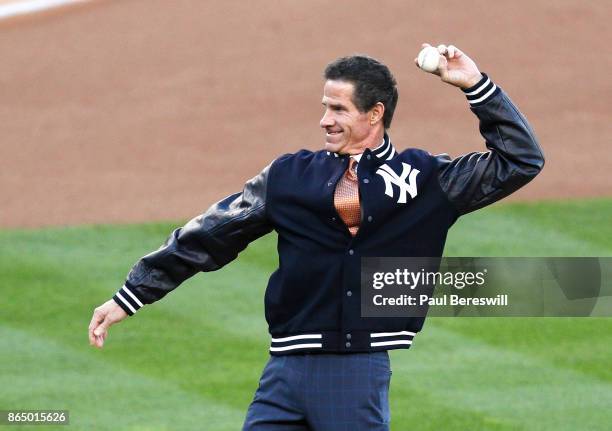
[112,164,273,315]
[436,77,545,215]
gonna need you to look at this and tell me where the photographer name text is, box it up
[373,294,508,307]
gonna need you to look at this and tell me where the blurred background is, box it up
[1,1,610,430]
[0,0,610,227]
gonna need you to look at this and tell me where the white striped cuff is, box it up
[462,73,500,107]
[112,284,144,316]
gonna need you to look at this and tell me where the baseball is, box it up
[417,46,440,73]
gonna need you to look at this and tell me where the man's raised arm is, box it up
[414,43,544,215]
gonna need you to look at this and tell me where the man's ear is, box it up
[369,102,385,125]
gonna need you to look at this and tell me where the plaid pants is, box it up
[242,352,391,431]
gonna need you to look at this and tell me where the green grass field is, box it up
[1,198,611,430]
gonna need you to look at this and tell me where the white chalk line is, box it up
[0,0,91,20]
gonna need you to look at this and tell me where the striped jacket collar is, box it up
[370,133,396,161]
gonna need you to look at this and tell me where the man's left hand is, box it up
[415,43,483,89]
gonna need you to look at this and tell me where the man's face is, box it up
[320,80,372,154]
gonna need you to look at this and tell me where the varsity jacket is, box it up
[112,74,544,355]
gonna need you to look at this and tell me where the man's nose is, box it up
[320,110,333,128]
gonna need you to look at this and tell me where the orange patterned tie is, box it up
[334,158,361,236]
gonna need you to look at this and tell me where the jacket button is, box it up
[331,216,336,221]
[327,181,333,187]
[367,155,371,160]
[367,215,373,222]
[348,249,354,255]
[345,342,351,348]
[346,333,352,340]
[346,290,352,297]
[363,178,370,184]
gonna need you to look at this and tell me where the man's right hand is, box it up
[88,299,128,348]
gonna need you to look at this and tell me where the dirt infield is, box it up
[0,0,609,228]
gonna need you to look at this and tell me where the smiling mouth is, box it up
[326,130,342,135]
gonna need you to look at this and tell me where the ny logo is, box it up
[375,163,419,204]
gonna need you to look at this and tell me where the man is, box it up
[89,43,544,430]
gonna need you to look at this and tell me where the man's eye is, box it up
[322,105,343,112]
